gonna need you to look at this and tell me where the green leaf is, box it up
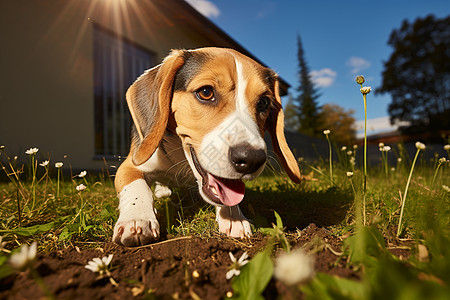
[274,211,283,229]
[0,254,14,280]
[232,250,274,300]
[343,226,388,266]
[301,272,365,300]
[258,227,274,235]
[58,223,78,241]
[0,222,55,236]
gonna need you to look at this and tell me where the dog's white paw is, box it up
[154,182,172,199]
[113,216,160,247]
[113,179,160,246]
[216,206,252,238]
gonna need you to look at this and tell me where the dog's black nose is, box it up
[229,143,266,174]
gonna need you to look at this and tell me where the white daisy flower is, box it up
[85,254,114,275]
[438,157,447,164]
[360,86,371,94]
[9,242,37,270]
[323,130,330,135]
[78,171,87,178]
[39,160,49,167]
[76,184,86,191]
[25,148,39,155]
[415,142,426,150]
[274,249,315,286]
[55,162,63,168]
[226,252,249,280]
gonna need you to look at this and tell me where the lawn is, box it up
[0,140,449,299]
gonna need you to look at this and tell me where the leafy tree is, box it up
[293,35,322,137]
[377,15,450,136]
[318,103,357,145]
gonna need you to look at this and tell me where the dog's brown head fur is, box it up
[126,47,300,205]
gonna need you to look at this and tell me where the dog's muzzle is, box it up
[190,147,246,206]
[189,144,266,207]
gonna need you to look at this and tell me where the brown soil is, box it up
[0,224,358,300]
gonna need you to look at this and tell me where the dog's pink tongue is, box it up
[208,174,245,206]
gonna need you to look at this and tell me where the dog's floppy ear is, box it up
[266,79,302,183]
[126,50,186,166]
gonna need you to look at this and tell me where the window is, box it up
[93,26,156,158]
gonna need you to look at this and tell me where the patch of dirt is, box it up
[0,224,358,299]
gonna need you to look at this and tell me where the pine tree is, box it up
[283,93,300,132]
[294,35,321,137]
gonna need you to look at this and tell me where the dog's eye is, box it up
[195,86,215,102]
[257,96,271,113]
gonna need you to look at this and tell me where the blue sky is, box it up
[185,0,450,136]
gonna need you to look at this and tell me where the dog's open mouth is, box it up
[190,147,245,206]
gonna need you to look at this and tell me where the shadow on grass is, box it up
[241,184,353,231]
[160,180,353,234]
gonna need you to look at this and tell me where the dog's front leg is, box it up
[113,158,159,246]
[216,205,252,238]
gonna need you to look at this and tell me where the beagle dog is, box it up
[113,47,301,246]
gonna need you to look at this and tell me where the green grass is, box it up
[1,144,449,298]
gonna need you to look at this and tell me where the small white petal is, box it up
[85,264,100,273]
[28,242,37,261]
[92,257,103,266]
[228,252,237,263]
[238,252,249,264]
[78,171,87,178]
[9,251,27,269]
[102,254,113,266]
[226,269,235,280]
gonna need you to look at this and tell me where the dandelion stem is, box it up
[325,134,333,184]
[431,162,442,188]
[397,148,421,237]
[17,188,22,226]
[165,199,172,235]
[56,168,60,199]
[362,91,368,225]
[31,154,37,211]
[349,178,362,227]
